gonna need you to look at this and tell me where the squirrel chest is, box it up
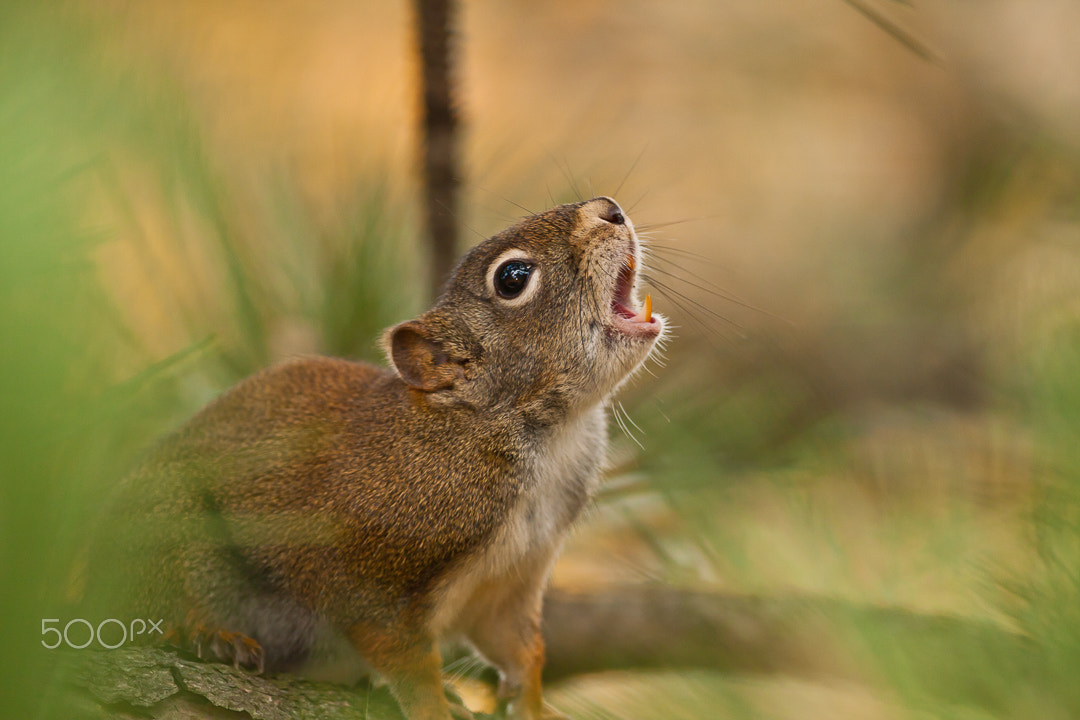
[430,406,606,635]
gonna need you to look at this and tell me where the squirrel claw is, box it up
[186,623,265,674]
[233,633,266,674]
[188,622,210,658]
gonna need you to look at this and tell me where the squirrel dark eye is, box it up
[495,260,534,299]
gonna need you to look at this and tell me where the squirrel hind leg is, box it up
[186,622,266,673]
[181,593,318,674]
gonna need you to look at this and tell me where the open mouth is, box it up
[611,253,660,337]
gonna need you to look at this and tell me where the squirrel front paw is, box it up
[187,622,266,674]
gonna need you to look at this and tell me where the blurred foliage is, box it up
[0,7,143,716]
[0,4,419,717]
[602,86,1080,717]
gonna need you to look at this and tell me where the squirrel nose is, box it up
[584,196,626,226]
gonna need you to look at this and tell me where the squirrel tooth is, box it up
[632,294,652,323]
[627,255,636,271]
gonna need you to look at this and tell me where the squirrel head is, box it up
[385,197,665,425]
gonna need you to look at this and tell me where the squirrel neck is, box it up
[400,376,608,499]
[517,401,609,529]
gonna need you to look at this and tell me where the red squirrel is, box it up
[93,197,664,720]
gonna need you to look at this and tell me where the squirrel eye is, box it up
[494,260,534,299]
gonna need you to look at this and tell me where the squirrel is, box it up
[88,196,665,720]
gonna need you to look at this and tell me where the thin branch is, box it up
[415,0,462,301]
[840,0,938,64]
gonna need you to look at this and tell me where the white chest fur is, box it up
[494,406,606,573]
[430,406,607,634]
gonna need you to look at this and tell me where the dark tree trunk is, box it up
[414,0,461,301]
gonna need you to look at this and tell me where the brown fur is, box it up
[89,197,664,720]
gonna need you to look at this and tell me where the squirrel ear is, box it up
[387,321,461,392]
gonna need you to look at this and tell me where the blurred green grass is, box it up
[0,6,420,716]
[0,7,144,715]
